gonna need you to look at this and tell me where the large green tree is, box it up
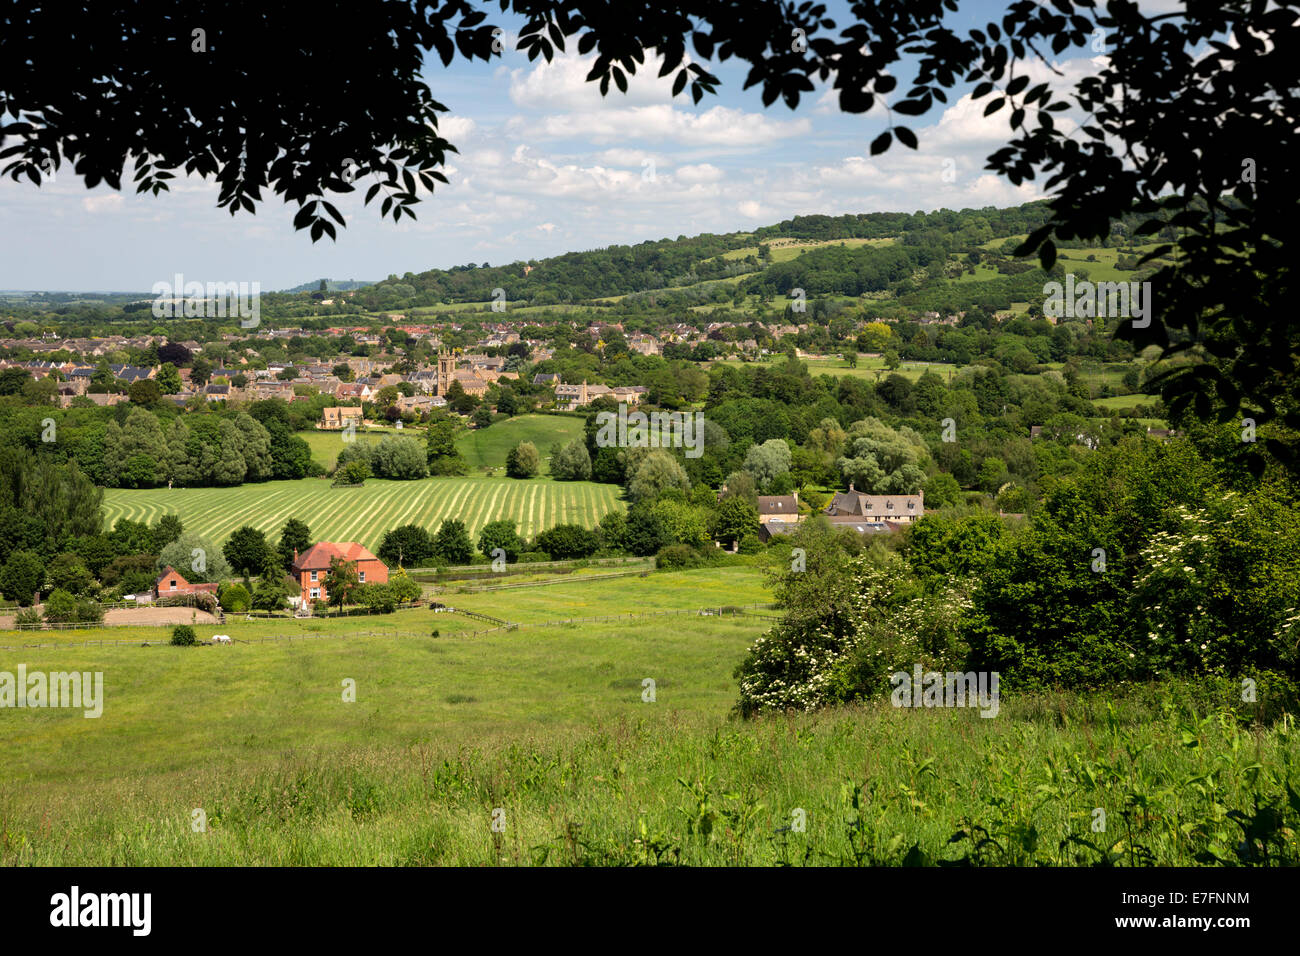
[223,525,271,583]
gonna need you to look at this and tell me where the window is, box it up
[310,571,318,582]
[886,501,893,510]
[169,580,177,590]
[310,588,319,599]
[358,571,366,583]
[908,501,915,509]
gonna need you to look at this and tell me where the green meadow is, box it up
[454,414,586,471]
[297,414,583,473]
[0,565,1296,865]
[715,355,961,383]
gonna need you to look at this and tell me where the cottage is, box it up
[825,485,924,524]
[757,494,800,524]
[319,406,364,430]
[291,542,388,604]
[555,381,613,411]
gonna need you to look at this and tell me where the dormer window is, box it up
[908,501,915,509]
[887,501,893,510]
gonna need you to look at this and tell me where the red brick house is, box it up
[152,567,220,602]
[291,542,388,604]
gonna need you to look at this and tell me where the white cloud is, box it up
[438,115,477,142]
[510,103,810,147]
[81,194,124,214]
[508,50,688,111]
[673,163,724,184]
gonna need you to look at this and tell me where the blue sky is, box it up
[0,1,1165,292]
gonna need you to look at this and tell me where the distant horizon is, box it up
[0,194,1043,296]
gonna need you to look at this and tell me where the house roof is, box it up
[827,491,923,517]
[291,541,384,571]
[155,566,188,585]
[757,495,798,515]
[824,516,891,534]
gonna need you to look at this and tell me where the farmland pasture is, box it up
[298,415,585,473]
[714,355,960,383]
[0,616,1292,863]
[455,414,586,471]
[101,476,624,550]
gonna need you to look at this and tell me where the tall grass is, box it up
[2,683,1295,866]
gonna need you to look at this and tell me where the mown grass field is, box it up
[102,475,624,550]
[0,578,1294,865]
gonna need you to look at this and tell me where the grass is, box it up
[101,475,625,550]
[1093,394,1160,411]
[1,566,1296,866]
[298,426,407,471]
[1,636,1294,865]
[445,564,770,625]
[714,355,960,383]
[297,415,583,474]
[455,414,586,472]
[3,566,771,646]
[709,237,896,265]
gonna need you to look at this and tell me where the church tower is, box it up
[436,348,455,397]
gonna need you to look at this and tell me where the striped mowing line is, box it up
[334,484,398,545]
[480,480,510,529]
[201,485,310,542]
[438,478,478,531]
[383,482,432,536]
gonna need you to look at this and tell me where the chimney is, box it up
[293,549,299,562]
[848,481,854,493]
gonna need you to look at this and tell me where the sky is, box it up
[0,1,1175,292]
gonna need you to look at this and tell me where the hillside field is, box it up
[715,354,961,383]
[0,562,1292,865]
[298,414,585,473]
[102,475,624,550]
[455,414,586,471]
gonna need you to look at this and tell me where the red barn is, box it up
[152,567,220,602]
[291,542,388,604]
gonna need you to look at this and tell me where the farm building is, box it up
[152,567,220,602]
[291,542,388,604]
